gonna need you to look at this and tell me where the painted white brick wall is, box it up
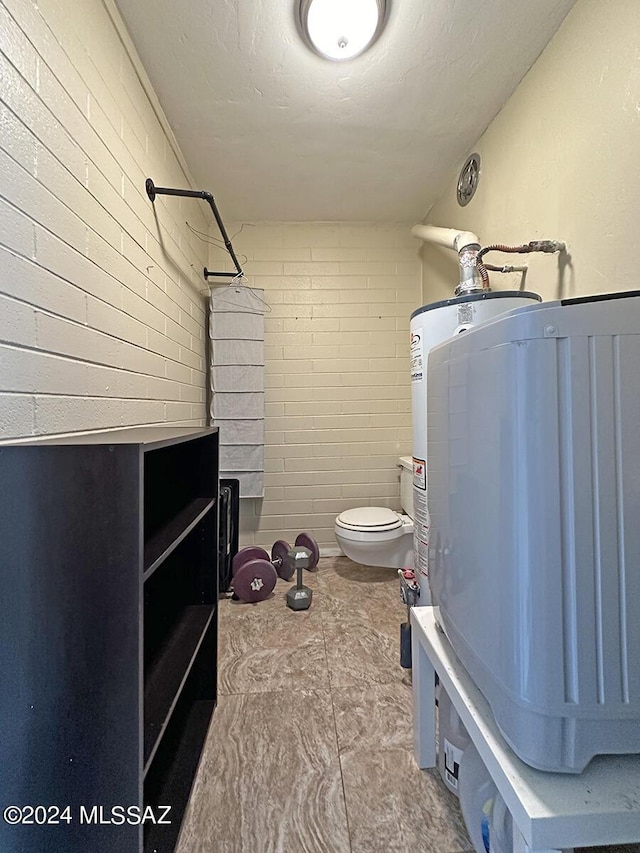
[210,223,422,550]
[0,0,209,439]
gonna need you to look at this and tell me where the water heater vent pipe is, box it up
[410,224,479,253]
[411,224,485,296]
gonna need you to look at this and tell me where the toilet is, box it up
[334,456,414,568]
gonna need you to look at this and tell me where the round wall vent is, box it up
[457,153,481,207]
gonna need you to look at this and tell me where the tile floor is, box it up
[176,557,472,853]
[174,556,640,853]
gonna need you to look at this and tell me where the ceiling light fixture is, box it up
[297,0,388,62]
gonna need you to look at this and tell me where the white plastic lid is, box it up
[336,506,402,532]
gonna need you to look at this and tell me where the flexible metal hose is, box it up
[477,241,565,288]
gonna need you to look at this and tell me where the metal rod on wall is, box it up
[145,178,244,279]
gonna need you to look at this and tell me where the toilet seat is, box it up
[335,506,403,533]
[334,457,415,570]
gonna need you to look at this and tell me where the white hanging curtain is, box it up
[209,286,265,498]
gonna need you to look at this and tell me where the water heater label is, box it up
[415,530,429,578]
[412,457,426,490]
[413,485,430,579]
[410,329,423,382]
[457,303,474,325]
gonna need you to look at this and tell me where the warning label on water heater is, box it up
[413,471,429,579]
[410,329,423,382]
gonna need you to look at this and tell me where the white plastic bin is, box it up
[458,740,496,853]
[437,685,470,797]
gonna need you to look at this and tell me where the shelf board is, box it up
[144,498,215,581]
[144,605,215,770]
[16,425,217,447]
[411,606,640,850]
[144,699,215,853]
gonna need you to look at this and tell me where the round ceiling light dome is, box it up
[297,0,388,61]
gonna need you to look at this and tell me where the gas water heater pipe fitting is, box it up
[411,224,486,296]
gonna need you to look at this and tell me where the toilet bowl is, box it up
[334,456,415,569]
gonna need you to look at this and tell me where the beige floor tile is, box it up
[320,590,404,643]
[340,749,471,853]
[318,558,408,636]
[177,689,350,853]
[184,557,471,853]
[317,557,409,690]
[218,565,325,694]
[317,558,404,608]
[218,583,329,695]
[321,603,410,689]
[331,681,414,754]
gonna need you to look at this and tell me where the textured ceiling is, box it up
[115,0,576,222]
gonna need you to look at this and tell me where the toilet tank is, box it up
[398,456,414,518]
[428,291,640,773]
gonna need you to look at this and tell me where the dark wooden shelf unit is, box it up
[144,601,217,853]
[144,497,215,580]
[0,426,219,853]
[144,605,215,769]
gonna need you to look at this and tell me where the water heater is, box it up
[428,291,640,772]
[409,291,541,603]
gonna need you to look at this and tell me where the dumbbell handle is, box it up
[287,547,312,587]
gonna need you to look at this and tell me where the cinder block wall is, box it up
[210,222,422,551]
[0,0,208,439]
